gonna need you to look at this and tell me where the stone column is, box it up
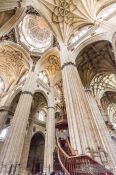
[85,90,116,168]
[0,72,35,175]
[60,43,97,154]
[59,43,116,169]
[19,120,33,174]
[43,87,55,174]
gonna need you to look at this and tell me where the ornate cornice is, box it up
[61,62,76,70]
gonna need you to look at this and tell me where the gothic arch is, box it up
[6,88,22,107]
[32,130,45,139]
[27,132,45,174]
[0,8,25,37]
[73,33,112,61]
[33,90,49,106]
[76,40,116,89]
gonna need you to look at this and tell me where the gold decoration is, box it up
[45,55,60,75]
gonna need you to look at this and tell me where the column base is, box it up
[0,163,20,175]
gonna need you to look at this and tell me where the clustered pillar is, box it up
[0,42,115,175]
[59,43,116,170]
[85,90,116,169]
[43,87,55,174]
[19,120,33,174]
[0,72,35,175]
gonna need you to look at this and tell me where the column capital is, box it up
[0,106,9,112]
[22,91,33,97]
[84,88,91,92]
[61,62,76,70]
[47,106,55,110]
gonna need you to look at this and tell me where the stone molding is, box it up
[47,106,55,110]
[22,91,33,96]
[61,62,76,70]
[0,106,9,111]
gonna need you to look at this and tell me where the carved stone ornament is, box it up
[52,0,76,24]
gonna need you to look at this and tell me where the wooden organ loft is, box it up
[54,106,114,175]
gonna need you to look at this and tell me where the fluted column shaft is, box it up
[0,72,35,175]
[85,90,116,169]
[60,43,116,169]
[43,87,55,174]
[60,43,97,155]
[19,120,33,173]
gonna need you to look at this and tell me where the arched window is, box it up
[0,127,9,140]
[38,71,49,85]
[36,110,46,122]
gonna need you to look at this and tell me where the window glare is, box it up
[36,110,46,122]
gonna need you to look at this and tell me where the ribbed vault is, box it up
[37,48,60,78]
[32,0,116,43]
[0,0,21,12]
[76,41,116,89]
[101,91,116,127]
[101,91,116,110]
[0,42,32,92]
[90,74,116,98]
[31,92,48,116]
[0,0,115,44]
[0,9,16,28]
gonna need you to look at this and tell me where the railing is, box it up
[59,139,75,156]
[57,139,114,175]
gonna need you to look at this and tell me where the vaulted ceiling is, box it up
[0,0,116,44]
[0,0,116,97]
[0,43,32,92]
[101,91,116,125]
[76,41,116,89]
[31,92,47,116]
[31,0,116,43]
